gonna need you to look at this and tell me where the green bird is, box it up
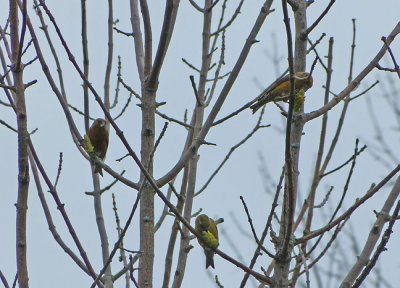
[250,71,313,113]
[195,214,219,269]
[87,118,109,176]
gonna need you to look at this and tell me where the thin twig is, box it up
[210,0,245,36]
[196,109,269,195]
[28,140,102,287]
[181,58,200,72]
[149,122,169,164]
[321,143,367,178]
[85,171,126,196]
[296,164,400,244]
[53,152,63,188]
[113,27,134,37]
[240,166,284,287]
[155,110,193,129]
[348,80,379,102]
[90,187,142,288]
[0,270,10,288]
[279,0,296,261]
[0,119,17,132]
[240,196,276,259]
[113,93,133,121]
[67,104,95,120]
[352,200,400,287]
[380,36,400,79]
[112,193,130,288]
[301,0,336,40]
[189,75,203,106]
[305,22,400,121]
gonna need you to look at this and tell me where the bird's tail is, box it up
[205,250,215,269]
[94,164,103,177]
[250,102,262,114]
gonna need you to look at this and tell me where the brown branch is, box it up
[290,37,335,286]
[381,36,400,79]
[296,217,349,279]
[181,58,200,72]
[351,200,400,288]
[155,109,192,129]
[210,0,245,36]
[80,0,90,132]
[35,1,142,189]
[149,121,169,164]
[156,1,274,188]
[0,119,17,132]
[196,110,268,195]
[111,193,130,288]
[53,152,63,188]
[33,0,67,99]
[189,75,203,106]
[103,0,114,112]
[239,167,284,288]
[172,2,212,285]
[90,188,142,288]
[278,0,296,261]
[130,0,145,80]
[296,164,400,244]
[28,140,102,287]
[301,0,336,40]
[0,270,10,288]
[349,80,379,102]
[113,27,134,37]
[305,22,400,121]
[340,176,400,287]
[113,93,133,121]
[307,140,372,258]
[29,151,91,276]
[307,35,328,71]
[147,0,179,89]
[15,0,27,71]
[139,0,152,76]
[321,143,367,178]
[206,29,226,105]
[188,0,203,12]
[240,196,276,259]
[85,171,126,196]
[161,175,187,288]
[11,1,30,286]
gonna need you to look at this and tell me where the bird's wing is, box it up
[208,220,219,243]
[255,74,290,100]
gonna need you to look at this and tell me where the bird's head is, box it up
[92,118,108,132]
[294,72,313,89]
[196,214,211,230]
[94,118,106,127]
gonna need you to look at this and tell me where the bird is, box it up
[87,118,109,176]
[195,214,219,269]
[250,71,313,113]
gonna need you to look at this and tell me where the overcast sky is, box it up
[1,1,400,287]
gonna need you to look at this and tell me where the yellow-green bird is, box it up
[87,118,109,176]
[250,71,313,113]
[195,214,219,269]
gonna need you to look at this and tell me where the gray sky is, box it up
[1,0,400,287]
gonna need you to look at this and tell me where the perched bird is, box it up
[87,118,109,176]
[195,214,219,269]
[250,71,313,113]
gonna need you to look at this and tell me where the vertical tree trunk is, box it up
[138,86,156,287]
[273,1,307,287]
[172,2,212,286]
[10,1,30,287]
